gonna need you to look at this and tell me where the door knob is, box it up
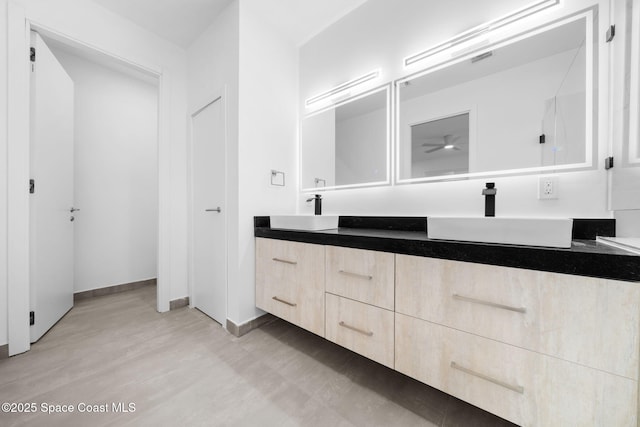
[70,207,80,213]
[205,207,222,213]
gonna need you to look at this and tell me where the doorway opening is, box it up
[28,30,160,342]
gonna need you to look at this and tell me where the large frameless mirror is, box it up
[397,10,597,183]
[300,85,390,191]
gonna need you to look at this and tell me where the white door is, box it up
[191,96,227,325]
[29,31,75,342]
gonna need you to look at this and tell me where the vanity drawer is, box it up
[325,293,394,368]
[395,314,637,427]
[395,254,640,378]
[255,238,325,337]
[325,246,394,309]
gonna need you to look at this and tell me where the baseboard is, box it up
[169,296,189,310]
[0,344,8,359]
[226,313,277,337]
[74,278,157,302]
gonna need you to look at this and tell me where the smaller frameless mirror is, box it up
[300,86,390,191]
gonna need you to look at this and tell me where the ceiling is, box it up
[92,0,368,48]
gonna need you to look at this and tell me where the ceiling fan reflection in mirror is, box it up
[421,134,462,153]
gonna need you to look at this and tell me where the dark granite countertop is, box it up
[254,216,640,282]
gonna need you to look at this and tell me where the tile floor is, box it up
[0,285,517,426]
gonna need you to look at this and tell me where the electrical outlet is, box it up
[538,176,559,200]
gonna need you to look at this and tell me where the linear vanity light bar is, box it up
[403,0,559,67]
[305,70,380,107]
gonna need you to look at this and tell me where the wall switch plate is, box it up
[538,176,559,200]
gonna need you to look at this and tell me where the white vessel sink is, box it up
[270,215,339,231]
[427,217,573,248]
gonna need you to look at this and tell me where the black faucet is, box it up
[306,194,322,215]
[482,183,496,217]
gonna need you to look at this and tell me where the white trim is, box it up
[27,21,161,77]
[187,90,228,324]
[7,8,172,354]
[7,2,31,356]
[156,70,170,313]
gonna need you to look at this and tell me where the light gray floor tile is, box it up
[0,285,517,427]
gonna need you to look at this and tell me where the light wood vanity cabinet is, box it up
[395,255,640,379]
[325,246,395,310]
[395,314,637,427]
[255,238,325,337]
[395,254,640,426]
[325,293,394,368]
[256,237,640,426]
[325,246,395,367]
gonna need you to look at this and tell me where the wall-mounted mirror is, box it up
[300,85,390,191]
[397,10,597,183]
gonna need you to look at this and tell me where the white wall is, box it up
[3,0,188,349]
[187,1,239,326]
[299,0,538,106]
[236,0,298,324]
[51,48,158,293]
[298,0,613,220]
[186,0,299,327]
[1,0,9,347]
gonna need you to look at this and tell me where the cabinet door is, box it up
[326,293,394,368]
[395,254,640,379]
[326,246,394,309]
[255,238,325,336]
[395,314,637,427]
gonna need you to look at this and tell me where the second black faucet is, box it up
[482,183,496,217]
[307,194,322,215]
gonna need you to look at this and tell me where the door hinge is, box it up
[606,25,615,42]
[30,47,35,62]
[605,156,614,170]
[29,179,35,194]
[29,311,35,326]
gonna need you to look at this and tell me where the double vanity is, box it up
[255,216,640,426]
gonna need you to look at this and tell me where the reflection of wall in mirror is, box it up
[301,109,335,189]
[335,106,387,185]
[400,47,587,176]
[541,45,587,167]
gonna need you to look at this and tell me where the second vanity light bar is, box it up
[305,70,380,107]
[403,0,559,67]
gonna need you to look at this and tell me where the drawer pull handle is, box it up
[272,296,297,307]
[339,321,373,337]
[338,270,373,280]
[452,294,526,314]
[272,257,297,265]
[451,361,524,394]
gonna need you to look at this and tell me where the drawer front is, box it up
[395,314,637,427]
[395,255,640,378]
[325,293,394,368]
[326,246,394,310]
[255,238,325,336]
